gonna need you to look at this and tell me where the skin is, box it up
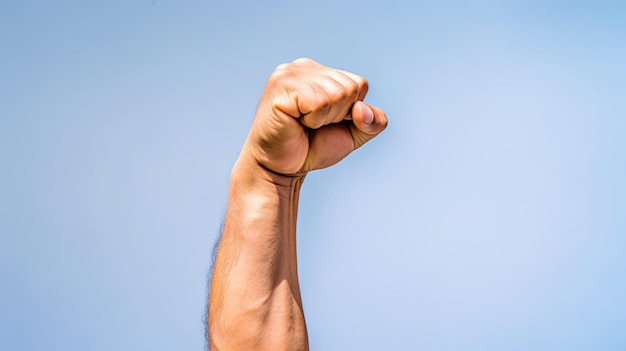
[208,58,388,350]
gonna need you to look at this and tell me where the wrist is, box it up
[231,151,306,192]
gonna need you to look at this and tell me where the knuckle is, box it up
[328,84,348,102]
[274,63,289,72]
[268,68,298,89]
[272,60,305,78]
[359,76,369,92]
[345,79,359,100]
[292,57,314,65]
[269,68,288,83]
[313,93,331,112]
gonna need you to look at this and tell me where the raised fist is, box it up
[241,58,388,176]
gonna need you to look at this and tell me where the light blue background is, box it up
[1,1,625,350]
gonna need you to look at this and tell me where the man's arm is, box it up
[208,58,387,350]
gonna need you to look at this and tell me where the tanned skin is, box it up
[208,58,388,350]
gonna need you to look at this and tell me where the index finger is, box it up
[337,69,369,101]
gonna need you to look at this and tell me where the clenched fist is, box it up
[209,59,388,350]
[241,58,388,175]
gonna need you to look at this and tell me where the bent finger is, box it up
[337,69,369,101]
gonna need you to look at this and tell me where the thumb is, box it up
[349,101,388,150]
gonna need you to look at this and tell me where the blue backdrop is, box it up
[1,1,625,350]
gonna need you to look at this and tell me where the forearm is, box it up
[207,58,387,350]
[209,154,308,350]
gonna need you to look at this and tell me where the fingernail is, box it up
[363,103,374,125]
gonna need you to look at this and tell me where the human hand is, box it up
[241,58,388,176]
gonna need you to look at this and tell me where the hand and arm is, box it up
[207,58,388,350]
